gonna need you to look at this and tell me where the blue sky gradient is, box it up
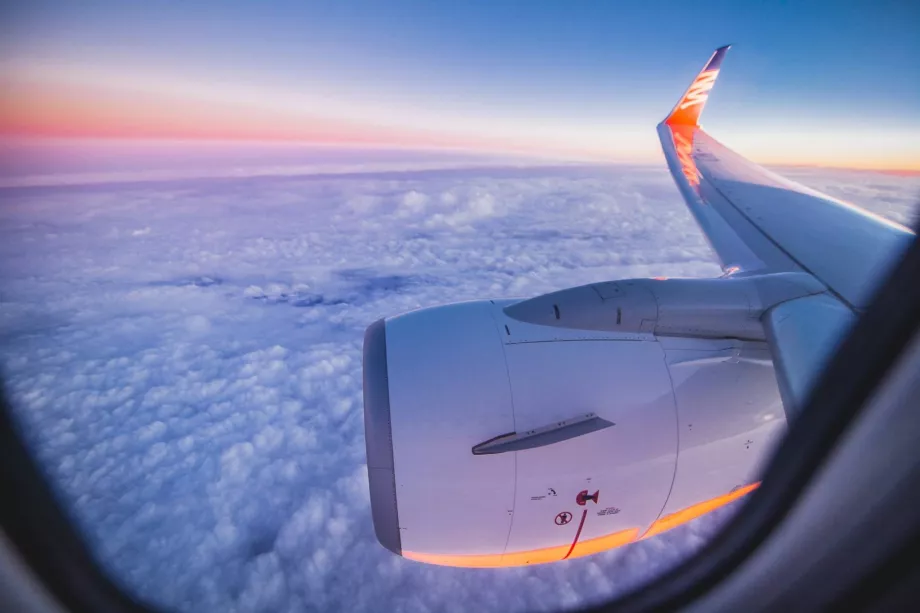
[2,1,919,166]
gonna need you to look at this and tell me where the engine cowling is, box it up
[364,280,788,567]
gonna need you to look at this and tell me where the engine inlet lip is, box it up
[363,318,402,555]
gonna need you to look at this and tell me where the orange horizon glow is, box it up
[1,80,464,148]
[2,67,919,173]
[0,71,651,164]
[3,131,916,175]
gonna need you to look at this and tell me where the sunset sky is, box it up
[2,0,919,169]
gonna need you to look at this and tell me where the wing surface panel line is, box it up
[693,135,856,311]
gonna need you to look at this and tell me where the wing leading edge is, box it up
[657,46,915,416]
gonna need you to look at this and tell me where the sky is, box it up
[2,0,919,169]
[1,155,917,612]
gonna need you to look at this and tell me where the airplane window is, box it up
[2,4,918,613]
[2,143,915,611]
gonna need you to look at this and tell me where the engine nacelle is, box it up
[364,277,797,567]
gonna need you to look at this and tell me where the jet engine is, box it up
[363,274,822,567]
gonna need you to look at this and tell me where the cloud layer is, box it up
[0,158,917,613]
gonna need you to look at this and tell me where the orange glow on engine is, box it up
[404,527,640,568]
[404,484,759,568]
[640,482,761,540]
[404,543,572,568]
[568,527,641,559]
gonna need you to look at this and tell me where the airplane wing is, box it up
[657,46,915,416]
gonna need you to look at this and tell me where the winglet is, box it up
[664,45,730,127]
